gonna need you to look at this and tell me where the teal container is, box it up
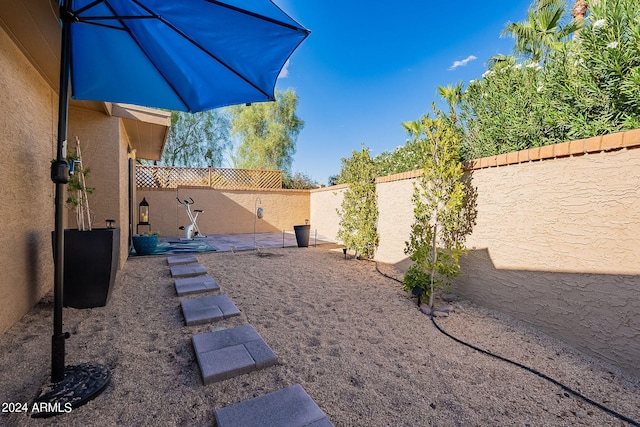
[132,234,158,255]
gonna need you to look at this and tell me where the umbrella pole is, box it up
[32,2,110,417]
[51,0,73,385]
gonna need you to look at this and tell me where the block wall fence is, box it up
[310,129,640,377]
[136,186,311,237]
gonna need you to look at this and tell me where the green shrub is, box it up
[336,145,379,259]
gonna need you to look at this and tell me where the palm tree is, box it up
[501,0,582,64]
[572,0,588,20]
[571,0,588,37]
[486,54,517,69]
[437,82,464,123]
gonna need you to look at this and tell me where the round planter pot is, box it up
[293,225,311,247]
[132,234,158,255]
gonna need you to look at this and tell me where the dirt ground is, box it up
[1,244,639,426]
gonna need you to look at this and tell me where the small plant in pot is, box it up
[59,137,120,309]
[65,140,94,231]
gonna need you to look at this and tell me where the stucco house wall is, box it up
[68,107,131,267]
[0,26,56,335]
[0,13,168,336]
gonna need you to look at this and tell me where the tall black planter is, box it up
[293,225,311,247]
[59,228,120,309]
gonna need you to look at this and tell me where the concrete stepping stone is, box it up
[181,294,240,326]
[214,384,334,427]
[175,276,220,296]
[192,325,278,385]
[167,254,198,266]
[170,264,206,278]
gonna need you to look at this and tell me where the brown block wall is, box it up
[137,186,311,237]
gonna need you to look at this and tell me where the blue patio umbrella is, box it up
[44,0,309,415]
[68,0,310,112]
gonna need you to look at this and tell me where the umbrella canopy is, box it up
[68,0,310,112]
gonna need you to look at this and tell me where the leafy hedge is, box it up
[336,145,379,259]
[355,0,640,178]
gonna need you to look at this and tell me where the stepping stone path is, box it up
[181,294,240,325]
[165,255,328,424]
[167,254,198,266]
[170,264,207,278]
[174,276,220,296]
[214,384,334,427]
[192,325,278,385]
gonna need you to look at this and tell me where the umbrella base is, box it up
[31,363,110,418]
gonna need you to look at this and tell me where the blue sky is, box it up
[267,0,534,185]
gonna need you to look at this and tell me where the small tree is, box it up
[282,171,319,189]
[65,137,94,231]
[501,0,582,65]
[229,89,304,172]
[337,145,379,259]
[403,108,476,308]
[161,109,231,167]
[373,136,426,177]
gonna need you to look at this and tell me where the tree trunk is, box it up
[572,0,588,20]
[429,224,437,309]
[571,0,588,39]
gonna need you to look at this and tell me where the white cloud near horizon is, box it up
[449,55,477,70]
[278,59,290,78]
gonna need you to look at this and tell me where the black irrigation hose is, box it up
[373,262,640,427]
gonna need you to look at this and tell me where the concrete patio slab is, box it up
[181,294,240,326]
[214,384,334,427]
[177,232,336,253]
[170,264,207,278]
[174,276,220,296]
[167,255,198,266]
[192,325,277,385]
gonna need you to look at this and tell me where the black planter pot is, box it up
[293,224,311,247]
[55,228,120,309]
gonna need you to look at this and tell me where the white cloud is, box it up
[278,59,290,79]
[449,55,477,70]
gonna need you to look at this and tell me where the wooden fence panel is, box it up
[136,165,282,189]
